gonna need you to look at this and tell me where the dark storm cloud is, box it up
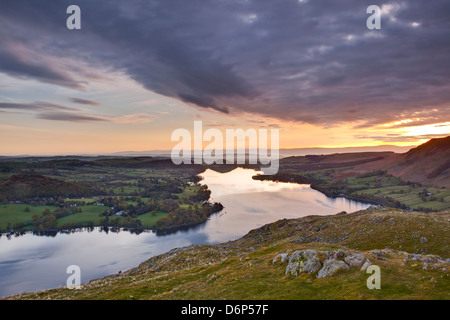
[0,0,450,127]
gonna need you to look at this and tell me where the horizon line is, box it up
[0,143,418,158]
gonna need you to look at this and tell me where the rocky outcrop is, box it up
[273,249,370,278]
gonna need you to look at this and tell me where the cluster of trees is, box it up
[188,185,212,202]
[154,202,223,232]
[100,197,180,217]
[30,207,84,232]
[98,215,144,231]
[136,177,183,199]
[31,209,57,231]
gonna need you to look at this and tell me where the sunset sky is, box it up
[1,0,449,155]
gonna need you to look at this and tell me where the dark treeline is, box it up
[0,174,101,203]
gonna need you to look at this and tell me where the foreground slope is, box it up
[7,207,449,300]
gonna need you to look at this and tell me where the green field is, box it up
[56,205,107,226]
[0,204,58,230]
[137,211,168,227]
[354,185,450,211]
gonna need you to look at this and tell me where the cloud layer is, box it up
[1,0,449,128]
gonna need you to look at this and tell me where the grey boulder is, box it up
[317,259,350,278]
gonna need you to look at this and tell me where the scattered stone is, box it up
[317,259,349,278]
[360,259,372,271]
[420,237,428,243]
[370,250,387,260]
[372,217,385,225]
[337,211,347,215]
[293,235,327,244]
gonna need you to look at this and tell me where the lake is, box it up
[0,168,370,297]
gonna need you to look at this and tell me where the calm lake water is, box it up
[0,168,369,297]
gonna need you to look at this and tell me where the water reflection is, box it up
[0,167,369,297]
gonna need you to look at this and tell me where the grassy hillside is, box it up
[7,207,449,300]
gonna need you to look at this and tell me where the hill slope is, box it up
[7,207,449,300]
[388,136,450,188]
[354,136,450,188]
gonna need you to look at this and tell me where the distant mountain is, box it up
[108,145,413,158]
[278,145,413,157]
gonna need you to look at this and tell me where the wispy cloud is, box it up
[0,101,81,112]
[69,97,102,106]
[36,112,107,122]
[0,42,83,89]
[112,113,156,124]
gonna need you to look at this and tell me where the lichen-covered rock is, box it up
[344,253,366,267]
[303,256,322,274]
[285,250,321,276]
[317,259,350,278]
